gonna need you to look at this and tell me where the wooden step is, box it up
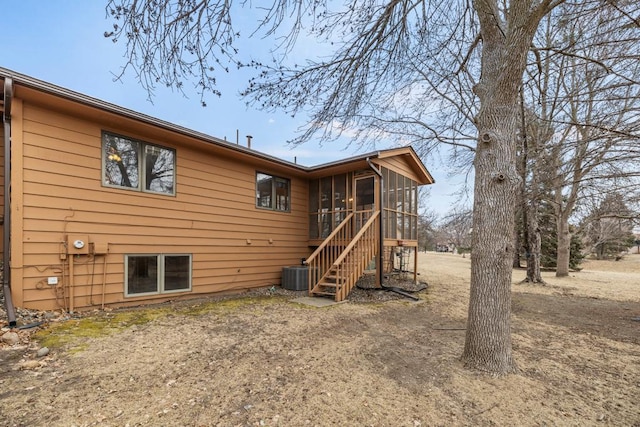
[311,281,340,295]
[311,291,337,297]
[317,282,338,288]
[323,274,344,283]
[313,283,341,292]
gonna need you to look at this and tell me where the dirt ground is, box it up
[0,252,638,426]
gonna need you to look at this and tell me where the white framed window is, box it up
[125,254,192,297]
[102,131,176,195]
[256,172,290,212]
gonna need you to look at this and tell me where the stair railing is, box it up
[304,212,354,293]
[331,211,379,301]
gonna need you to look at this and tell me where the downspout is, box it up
[3,77,16,326]
[366,157,384,288]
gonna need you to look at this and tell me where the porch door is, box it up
[354,176,375,230]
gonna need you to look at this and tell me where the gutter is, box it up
[0,68,434,187]
[2,77,16,326]
[0,67,305,174]
[366,157,384,288]
[2,67,436,185]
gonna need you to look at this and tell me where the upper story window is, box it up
[102,132,176,195]
[256,172,290,212]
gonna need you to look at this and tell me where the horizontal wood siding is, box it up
[374,156,423,183]
[0,125,4,258]
[18,102,309,310]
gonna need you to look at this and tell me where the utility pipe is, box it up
[68,251,75,313]
[2,77,16,326]
[101,254,107,310]
[61,254,68,311]
[366,157,384,288]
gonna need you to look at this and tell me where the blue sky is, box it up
[3,1,470,216]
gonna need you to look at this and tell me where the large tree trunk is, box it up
[556,216,571,276]
[523,132,544,283]
[513,224,522,268]
[461,28,517,376]
[525,202,544,283]
[462,0,545,374]
[462,109,519,373]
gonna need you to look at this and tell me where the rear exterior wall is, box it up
[0,124,4,259]
[11,99,309,311]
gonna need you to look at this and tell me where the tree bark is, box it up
[550,140,575,277]
[522,115,544,283]
[513,225,522,269]
[462,0,549,374]
[462,3,520,375]
[462,108,519,373]
[525,201,544,282]
[555,216,571,276]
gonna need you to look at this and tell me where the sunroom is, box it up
[304,148,433,301]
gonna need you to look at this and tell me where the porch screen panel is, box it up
[355,177,374,211]
[382,168,389,236]
[404,214,411,242]
[412,215,418,240]
[334,174,348,227]
[309,180,319,239]
[388,171,396,215]
[397,212,404,239]
[320,177,332,238]
[381,167,419,241]
[404,176,411,213]
[396,175,404,212]
[411,182,418,240]
[309,174,354,240]
[390,211,397,239]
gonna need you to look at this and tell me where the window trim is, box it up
[124,254,192,297]
[255,171,291,212]
[102,131,177,196]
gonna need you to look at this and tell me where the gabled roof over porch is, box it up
[306,147,434,185]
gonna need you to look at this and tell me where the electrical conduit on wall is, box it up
[3,77,17,326]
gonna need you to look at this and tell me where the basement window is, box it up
[102,132,176,195]
[256,172,290,212]
[125,254,191,297]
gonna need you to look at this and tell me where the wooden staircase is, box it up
[305,211,379,302]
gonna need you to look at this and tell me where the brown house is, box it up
[0,68,433,322]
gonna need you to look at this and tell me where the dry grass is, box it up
[0,252,637,426]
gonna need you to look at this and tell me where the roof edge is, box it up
[0,67,309,172]
[0,68,434,182]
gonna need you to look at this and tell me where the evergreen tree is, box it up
[539,198,585,270]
